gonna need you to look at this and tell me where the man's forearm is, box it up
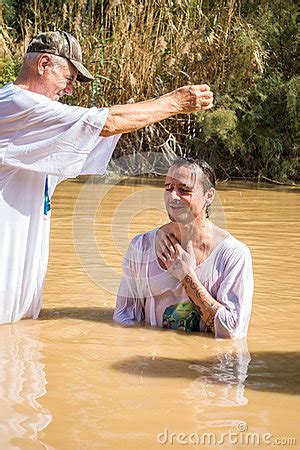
[100,85,213,136]
[100,93,177,136]
[182,271,222,331]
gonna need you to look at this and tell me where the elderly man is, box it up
[114,158,253,339]
[0,30,213,325]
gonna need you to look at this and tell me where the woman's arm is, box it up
[157,233,253,338]
[181,271,222,332]
[157,235,222,332]
[113,236,145,326]
[113,277,142,326]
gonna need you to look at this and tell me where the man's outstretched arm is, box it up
[100,84,213,136]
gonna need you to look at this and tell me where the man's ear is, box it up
[206,187,215,206]
[37,54,52,76]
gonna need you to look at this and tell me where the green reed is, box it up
[0,0,298,182]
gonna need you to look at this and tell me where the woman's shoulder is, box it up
[217,233,252,267]
[129,228,158,252]
[224,234,250,252]
[212,224,250,253]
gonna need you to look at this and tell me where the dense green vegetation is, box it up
[1,0,298,182]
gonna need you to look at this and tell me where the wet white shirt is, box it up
[0,82,120,324]
[114,229,254,339]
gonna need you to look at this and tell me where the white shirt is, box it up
[114,229,254,339]
[0,82,120,324]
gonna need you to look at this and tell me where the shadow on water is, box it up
[39,308,299,395]
[39,306,114,323]
[39,307,214,337]
[111,353,300,396]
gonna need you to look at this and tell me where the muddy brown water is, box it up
[0,177,299,449]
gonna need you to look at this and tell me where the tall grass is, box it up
[1,0,298,182]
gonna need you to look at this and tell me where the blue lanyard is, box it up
[44,175,51,216]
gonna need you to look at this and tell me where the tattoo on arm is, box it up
[206,315,215,332]
[183,274,221,329]
[188,296,203,317]
[173,260,183,269]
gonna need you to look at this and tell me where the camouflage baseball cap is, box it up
[26,30,94,83]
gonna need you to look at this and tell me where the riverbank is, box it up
[1,0,298,183]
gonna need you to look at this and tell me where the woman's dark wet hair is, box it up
[170,157,216,193]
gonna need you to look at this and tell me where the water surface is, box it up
[1,177,299,449]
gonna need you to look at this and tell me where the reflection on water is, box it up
[0,322,52,450]
[112,338,251,408]
[1,178,299,449]
[188,339,250,408]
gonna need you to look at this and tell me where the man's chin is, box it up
[50,94,60,101]
[55,92,65,101]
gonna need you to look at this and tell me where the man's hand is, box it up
[157,233,197,281]
[171,84,214,114]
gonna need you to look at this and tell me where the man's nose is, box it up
[170,189,180,200]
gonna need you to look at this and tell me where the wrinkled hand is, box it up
[157,233,197,281]
[172,84,214,114]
